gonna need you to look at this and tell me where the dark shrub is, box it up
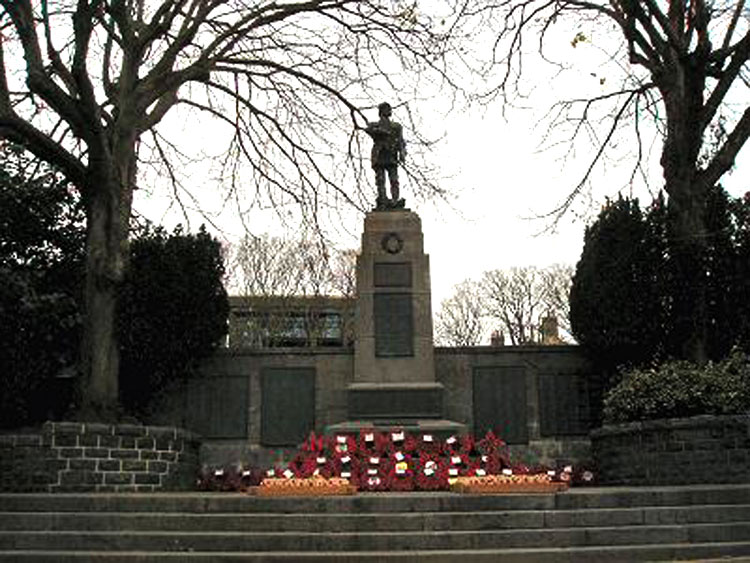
[603,350,750,424]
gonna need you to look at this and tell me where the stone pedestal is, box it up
[328,209,466,436]
[354,210,435,384]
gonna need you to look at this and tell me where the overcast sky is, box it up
[133,13,750,313]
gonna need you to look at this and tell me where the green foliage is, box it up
[119,226,229,414]
[571,187,750,375]
[0,145,84,428]
[1,144,230,426]
[603,350,750,424]
[569,196,667,371]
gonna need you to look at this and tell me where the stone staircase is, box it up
[2,484,750,561]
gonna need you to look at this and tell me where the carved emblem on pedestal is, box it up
[381,232,403,254]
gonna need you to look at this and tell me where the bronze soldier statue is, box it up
[362,102,406,210]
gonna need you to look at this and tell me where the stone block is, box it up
[98,459,121,472]
[116,485,138,492]
[59,448,83,458]
[69,459,97,471]
[99,435,119,448]
[147,460,168,473]
[148,427,177,439]
[54,422,85,435]
[79,434,99,447]
[137,437,155,449]
[111,449,139,459]
[155,438,172,450]
[54,484,96,493]
[60,470,86,485]
[122,460,147,472]
[84,448,110,459]
[160,451,177,462]
[140,450,158,460]
[135,472,160,485]
[116,424,147,437]
[84,423,112,435]
[120,437,136,449]
[53,434,78,447]
[104,472,133,485]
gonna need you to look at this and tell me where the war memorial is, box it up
[2,104,750,561]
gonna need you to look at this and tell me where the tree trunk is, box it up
[659,54,710,364]
[667,190,709,364]
[79,146,135,417]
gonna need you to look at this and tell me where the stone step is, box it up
[2,486,750,562]
[3,484,750,513]
[2,504,750,532]
[2,521,750,552]
[1,543,750,563]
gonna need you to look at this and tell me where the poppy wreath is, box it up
[333,452,360,486]
[415,433,442,455]
[358,429,389,457]
[446,451,473,479]
[388,451,415,491]
[330,434,358,457]
[310,453,338,479]
[477,431,510,466]
[288,452,318,478]
[443,434,474,457]
[475,452,502,476]
[300,431,327,455]
[414,453,448,491]
[386,429,418,454]
[359,456,392,491]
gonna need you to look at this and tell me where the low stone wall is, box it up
[591,415,750,485]
[0,422,200,492]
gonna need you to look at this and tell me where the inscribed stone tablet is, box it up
[186,377,248,439]
[539,374,590,436]
[374,262,412,287]
[261,367,315,446]
[374,293,414,357]
[472,366,528,444]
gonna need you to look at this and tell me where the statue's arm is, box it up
[397,124,406,163]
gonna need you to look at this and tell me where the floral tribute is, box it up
[257,429,520,494]
[202,431,596,495]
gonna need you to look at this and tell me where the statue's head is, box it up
[378,102,392,118]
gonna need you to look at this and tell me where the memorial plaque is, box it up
[374,292,413,357]
[349,387,442,419]
[473,366,528,444]
[187,376,248,439]
[374,262,412,288]
[261,367,315,446]
[539,374,590,436]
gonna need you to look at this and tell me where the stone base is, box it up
[348,382,444,419]
[326,418,467,438]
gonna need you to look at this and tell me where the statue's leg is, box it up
[375,168,387,207]
[388,167,400,202]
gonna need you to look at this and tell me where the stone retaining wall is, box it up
[591,415,750,485]
[0,422,200,492]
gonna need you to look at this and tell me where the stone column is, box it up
[353,210,435,383]
[328,209,464,434]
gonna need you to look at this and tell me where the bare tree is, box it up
[473,0,750,362]
[434,279,486,346]
[230,233,356,347]
[481,265,573,345]
[539,263,575,339]
[0,1,468,412]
